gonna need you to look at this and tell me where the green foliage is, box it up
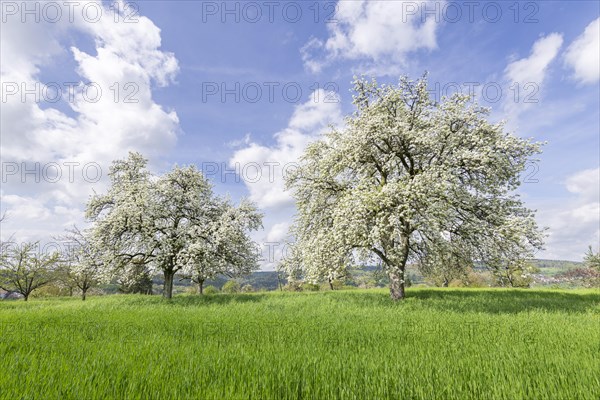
[328,280,343,290]
[203,285,219,295]
[584,245,600,270]
[421,260,468,287]
[283,282,303,292]
[303,283,320,291]
[555,268,600,289]
[429,268,489,288]
[222,280,241,293]
[0,242,59,301]
[30,283,72,298]
[463,271,490,288]
[0,289,597,399]
[118,262,153,295]
[493,262,538,288]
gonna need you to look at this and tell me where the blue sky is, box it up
[1,1,599,265]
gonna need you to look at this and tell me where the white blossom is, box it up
[286,75,545,300]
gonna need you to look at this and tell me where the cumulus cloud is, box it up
[500,34,595,261]
[564,18,600,84]
[502,33,563,125]
[230,90,343,269]
[230,89,343,210]
[536,168,600,261]
[0,1,180,242]
[565,168,600,201]
[302,0,440,74]
[266,222,291,243]
[504,33,563,86]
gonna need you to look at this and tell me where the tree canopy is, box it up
[0,242,59,301]
[86,152,262,298]
[285,75,545,300]
[57,226,104,300]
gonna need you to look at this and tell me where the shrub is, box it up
[283,282,303,292]
[464,271,488,288]
[555,268,600,288]
[241,284,254,293]
[448,279,464,288]
[30,284,72,298]
[303,283,320,291]
[222,281,241,293]
[356,277,377,289]
[185,286,198,295]
[203,285,219,295]
[331,280,344,290]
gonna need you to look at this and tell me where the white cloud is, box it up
[266,222,290,243]
[302,0,440,74]
[564,18,600,85]
[565,167,600,201]
[231,90,343,269]
[227,133,252,148]
[502,33,563,126]
[536,168,600,261]
[504,33,563,86]
[230,89,343,210]
[0,1,180,242]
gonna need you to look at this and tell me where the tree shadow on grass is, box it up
[322,288,600,314]
[404,288,600,314]
[84,292,271,309]
[61,289,600,315]
[165,293,270,307]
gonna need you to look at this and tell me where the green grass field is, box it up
[1,288,599,399]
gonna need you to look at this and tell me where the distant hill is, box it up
[531,259,583,276]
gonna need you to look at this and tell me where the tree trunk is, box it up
[163,270,174,299]
[442,277,449,287]
[82,288,87,301]
[24,294,29,302]
[389,270,406,300]
[328,278,334,291]
[197,279,204,295]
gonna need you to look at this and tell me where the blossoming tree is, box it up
[58,226,104,300]
[286,76,545,300]
[183,198,262,294]
[86,152,262,298]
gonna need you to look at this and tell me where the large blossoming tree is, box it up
[86,152,262,298]
[286,76,545,300]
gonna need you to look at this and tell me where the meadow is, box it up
[0,288,598,399]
